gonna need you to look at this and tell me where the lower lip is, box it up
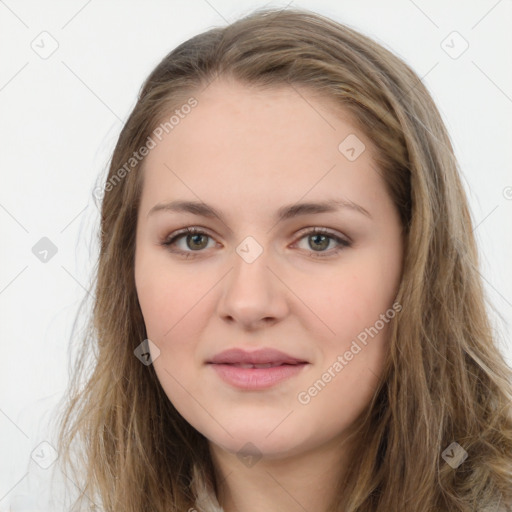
[209,363,308,390]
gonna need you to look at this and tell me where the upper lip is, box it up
[208,348,308,365]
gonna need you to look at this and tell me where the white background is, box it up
[1,0,511,509]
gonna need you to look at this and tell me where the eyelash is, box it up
[160,226,351,259]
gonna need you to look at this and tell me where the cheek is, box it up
[301,251,398,405]
[136,266,205,408]
[135,252,208,341]
[303,256,397,339]
[135,259,214,418]
[296,276,392,435]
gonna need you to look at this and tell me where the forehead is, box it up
[139,79,385,216]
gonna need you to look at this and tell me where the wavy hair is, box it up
[54,7,512,511]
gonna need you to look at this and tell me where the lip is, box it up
[207,348,309,390]
[208,348,308,365]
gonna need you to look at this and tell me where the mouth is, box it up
[207,347,309,366]
[214,362,304,369]
[206,348,309,389]
[208,362,309,390]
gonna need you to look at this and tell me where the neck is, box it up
[208,435,354,512]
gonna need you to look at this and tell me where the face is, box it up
[134,78,403,461]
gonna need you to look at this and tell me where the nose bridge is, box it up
[229,234,273,296]
[218,234,287,324]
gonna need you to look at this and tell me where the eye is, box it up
[293,227,351,258]
[160,226,351,259]
[160,227,216,257]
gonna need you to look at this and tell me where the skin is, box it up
[134,77,404,512]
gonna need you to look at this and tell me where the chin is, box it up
[204,424,311,460]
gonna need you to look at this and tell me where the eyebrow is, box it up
[147,198,372,222]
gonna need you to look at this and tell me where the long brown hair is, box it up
[54,7,512,511]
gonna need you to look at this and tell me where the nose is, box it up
[216,243,289,330]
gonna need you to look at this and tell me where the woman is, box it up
[55,7,512,511]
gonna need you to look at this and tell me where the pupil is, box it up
[311,234,328,250]
[188,234,207,250]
